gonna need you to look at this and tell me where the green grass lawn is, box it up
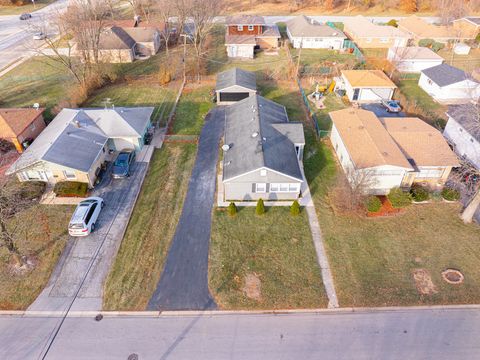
[257,79,306,121]
[0,0,55,15]
[314,93,347,131]
[0,57,72,122]
[103,143,197,310]
[169,85,214,135]
[209,207,327,309]
[290,48,357,68]
[86,82,179,127]
[0,203,73,309]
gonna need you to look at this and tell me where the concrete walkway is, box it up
[147,108,224,311]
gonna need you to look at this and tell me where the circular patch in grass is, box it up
[441,269,464,285]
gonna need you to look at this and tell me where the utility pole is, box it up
[180,33,188,82]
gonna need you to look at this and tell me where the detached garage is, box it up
[341,70,397,103]
[216,68,257,105]
[387,46,444,73]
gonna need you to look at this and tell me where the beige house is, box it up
[329,108,458,194]
[452,17,480,39]
[343,15,411,49]
[7,107,154,188]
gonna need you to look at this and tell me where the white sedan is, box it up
[68,197,105,237]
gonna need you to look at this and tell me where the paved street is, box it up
[148,108,225,311]
[1,307,480,359]
[28,147,153,312]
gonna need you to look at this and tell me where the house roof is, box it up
[447,103,480,142]
[0,108,45,138]
[7,107,153,174]
[343,15,410,39]
[256,24,281,38]
[453,17,480,26]
[225,34,257,45]
[342,70,397,88]
[381,117,459,167]
[123,27,158,42]
[286,15,346,38]
[398,15,452,39]
[216,68,257,92]
[388,46,444,61]
[226,15,265,25]
[94,25,158,50]
[223,95,304,182]
[421,63,475,87]
[329,108,412,170]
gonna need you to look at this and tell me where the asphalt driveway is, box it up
[147,107,225,311]
[28,147,153,312]
[361,103,406,118]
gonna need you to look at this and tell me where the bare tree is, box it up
[127,0,154,21]
[154,0,175,55]
[331,168,378,212]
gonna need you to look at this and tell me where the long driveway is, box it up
[28,147,153,312]
[148,107,224,311]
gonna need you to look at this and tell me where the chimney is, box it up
[74,120,81,128]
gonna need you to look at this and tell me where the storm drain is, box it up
[441,269,465,284]
[94,314,103,322]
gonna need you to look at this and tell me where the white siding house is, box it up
[419,63,480,104]
[341,70,397,103]
[286,16,346,50]
[387,46,444,73]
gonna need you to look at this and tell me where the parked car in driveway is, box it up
[19,13,32,20]
[33,32,46,40]
[381,100,402,113]
[112,150,136,178]
[68,197,104,237]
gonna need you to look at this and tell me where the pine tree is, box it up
[227,202,237,217]
[290,200,301,216]
[255,199,265,216]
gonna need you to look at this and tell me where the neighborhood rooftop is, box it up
[225,15,265,25]
[342,70,397,88]
[398,15,451,39]
[343,15,410,38]
[388,46,444,60]
[216,68,257,92]
[286,15,346,38]
[447,103,480,141]
[421,63,474,87]
[223,95,304,181]
[464,17,480,25]
[0,108,45,137]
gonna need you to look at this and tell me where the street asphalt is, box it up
[147,107,225,311]
[1,307,480,359]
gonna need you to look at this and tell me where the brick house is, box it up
[225,15,280,58]
[0,108,46,153]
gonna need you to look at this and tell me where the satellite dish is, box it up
[222,144,230,151]
[33,103,40,110]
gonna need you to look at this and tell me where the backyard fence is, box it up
[297,78,321,137]
[343,40,365,64]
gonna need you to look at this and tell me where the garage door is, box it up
[219,92,250,102]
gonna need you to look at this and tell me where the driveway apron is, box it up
[148,107,225,311]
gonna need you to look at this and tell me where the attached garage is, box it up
[216,68,257,105]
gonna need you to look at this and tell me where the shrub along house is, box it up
[224,15,280,58]
[340,70,397,103]
[286,15,346,50]
[222,95,305,201]
[7,107,153,188]
[329,108,458,195]
[215,68,257,105]
[0,108,46,153]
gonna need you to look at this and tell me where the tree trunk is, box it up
[461,189,480,224]
[0,220,24,267]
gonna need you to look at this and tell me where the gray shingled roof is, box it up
[8,107,153,174]
[226,15,265,25]
[421,63,473,87]
[216,68,257,92]
[223,95,304,181]
[447,103,480,142]
[286,15,346,38]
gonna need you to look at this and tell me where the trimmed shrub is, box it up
[290,200,300,216]
[410,184,430,202]
[418,38,434,48]
[19,181,46,200]
[475,33,480,44]
[387,19,398,27]
[431,41,445,53]
[387,187,412,208]
[441,187,460,201]
[255,198,265,215]
[227,202,237,217]
[365,196,382,213]
[53,181,88,198]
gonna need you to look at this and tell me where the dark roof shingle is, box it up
[216,68,257,91]
[421,63,474,87]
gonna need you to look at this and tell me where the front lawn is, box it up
[103,143,196,310]
[209,207,327,309]
[53,181,88,198]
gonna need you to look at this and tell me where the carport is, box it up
[216,67,257,105]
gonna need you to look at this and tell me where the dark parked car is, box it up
[19,13,32,20]
[112,150,136,179]
[381,100,402,113]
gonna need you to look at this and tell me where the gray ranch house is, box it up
[222,95,305,201]
[215,68,257,105]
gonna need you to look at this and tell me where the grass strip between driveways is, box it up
[209,207,328,310]
[103,143,197,310]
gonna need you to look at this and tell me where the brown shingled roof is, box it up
[0,108,45,138]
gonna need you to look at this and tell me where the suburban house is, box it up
[215,68,257,105]
[75,25,161,63]
[7,107,153,188]
[443,103,480,169]
[0,108,46,153]
[343,15,411,49]
[222,95,305,201]
[286,15,346,50]
[418,63,480,104]
[387,46,444,73]
[224,15,280,58]
[452,17,480,39]
[329,108,458,194]
[398,15,476,44]
[340,70,397,103]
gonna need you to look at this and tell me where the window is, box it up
[366,38,372,43]
[84,203,97,225]
[63,170,76,179]
[23,171,41,180]
[260,169,267,176]
[237,25,243,31]
[255,183,267,193]
[416,169,443,178]
[270,183,301,193]
[374,170,403,176]
[248,25,254,31]
[380,38,389,43]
